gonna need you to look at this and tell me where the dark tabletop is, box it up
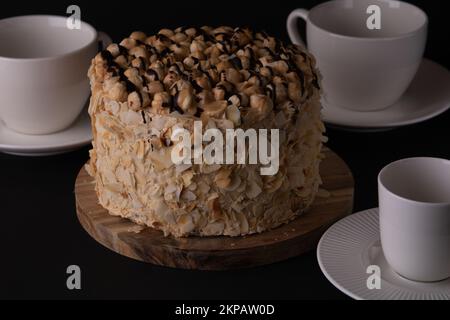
[0,0,448,300]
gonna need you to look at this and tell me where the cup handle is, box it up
[97,31,112,51]
[286,8,309,48]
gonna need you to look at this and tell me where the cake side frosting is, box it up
[86,26,326,237]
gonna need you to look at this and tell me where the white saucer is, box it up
[0,108,92,156]
[322,59,450,131]
[317,208,450,300]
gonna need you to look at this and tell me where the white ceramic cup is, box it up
[287,0,428,111]
[378,158,450,282]
[0,15,110,135]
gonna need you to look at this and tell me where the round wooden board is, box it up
[75,148,354,270]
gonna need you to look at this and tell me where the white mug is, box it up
[378,158,450,282]
[0,15,110,135]
[287,0,428,111]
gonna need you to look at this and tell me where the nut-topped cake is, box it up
[86,26,326,237]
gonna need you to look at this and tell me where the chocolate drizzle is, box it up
[95,27,320,118]
[160,94,184,114]
[169,63,183,75]
[191,57,200,65]
[230,56,243,70]
[197,28,215,43]
[266,83,276,102]
[286,54,305,94]
[194,107,203,117]
[118,45,129,55]
[190,79,203,92]
[122,76,137,93]
[159,47,172,57]
[156,33,174,44]
[146,69,159,81]
[100,50,114,63]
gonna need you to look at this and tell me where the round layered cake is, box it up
[87,26,326,237]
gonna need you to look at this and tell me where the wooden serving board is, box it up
[75,148,354,270]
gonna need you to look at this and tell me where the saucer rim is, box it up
[317,208,450,300]
[0,111,92,153]
[321,59,450,129]
[317,210,372,300]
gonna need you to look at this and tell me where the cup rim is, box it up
[308,0,428,41]
[0,15,98,62]
[378,157,450,206]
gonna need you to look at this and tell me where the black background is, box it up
[0,0,448,300]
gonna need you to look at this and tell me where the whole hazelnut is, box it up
[114,55,129,68]
[147,81,164,96]
[225,68,242,85]
[128,91,142,110]
[249,94,273,119]
[158,28,174,38]
[170,44,189,59]
[163,71,179,88]
[128,91,150,110]
[173,32,188,43]
[106,43,121,57]
[176,88,196,112]
[183,56,197,69]
[228,95,241,107]
[190,39,206,53]
[269,60,289,75]
[152,92,171,111]
[213,86,226,101]
[131,57,146,69]
[129,46,148,59]
[195,75,212,91]
[203,100,227,118]
[130,31,147,42]
[185,28,197,37]
[124,67,143,89]
[107,82,127,102]
[119,38,137,50]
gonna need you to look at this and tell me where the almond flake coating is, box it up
[87,26,326,237]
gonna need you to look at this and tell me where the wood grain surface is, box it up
[75,147,354,270]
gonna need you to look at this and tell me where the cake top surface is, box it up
[91,26,320,122]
